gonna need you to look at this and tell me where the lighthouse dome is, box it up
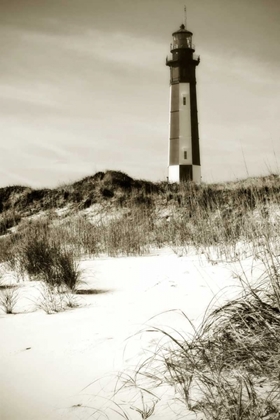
[172,24,193,50]
[172,24,193,36]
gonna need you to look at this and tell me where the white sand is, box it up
[0,248,248,420]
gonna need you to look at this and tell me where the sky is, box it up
[0,0,280,188]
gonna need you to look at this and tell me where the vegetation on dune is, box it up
[0,170,159,217]
[1,170,279,259]
[128,252,280,419]
[0,210,21,235]
[0,170,280,416]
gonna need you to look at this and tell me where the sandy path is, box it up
[0,249,240,420]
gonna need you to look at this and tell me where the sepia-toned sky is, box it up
[0,0,280,187]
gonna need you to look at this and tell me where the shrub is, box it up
[0,211,21,235]
[0,286,19,314]
[36,283,80,314]
[23,239,80,289]
[12,220,81,290]
[102,170,134,190]
[100,187,114,198]
[0,235,16,264]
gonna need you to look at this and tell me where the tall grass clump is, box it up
[119,270,280,418]
[0,267,19,314]
[100,206,153,257]
[36,282,80,314]
[0,210,21,235]
[9,219,81,290]
[54,216,99,257]
[158,254,280,419]
[0,286,19,314]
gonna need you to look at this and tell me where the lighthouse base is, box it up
[169,165,201,184]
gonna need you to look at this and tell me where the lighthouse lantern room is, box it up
[166,24,201,183]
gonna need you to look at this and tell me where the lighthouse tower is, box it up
[166,24,201,183]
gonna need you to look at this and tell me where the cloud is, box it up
[0,83,61,108]
[16,25,166,71]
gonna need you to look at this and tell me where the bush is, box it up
[0,285,19,314]
[0,211,21,235]
[23,239,80,290]
[36,283,80,314]
[12,220,81,290]
[0,235,16,263]
[100,187,114,198]
[102,170,134,190]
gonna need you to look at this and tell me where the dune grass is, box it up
[0,284,19,314]
[95,175,279,419]
[111,245,280,419]
[146,257,280,419]
[0,171,280,415]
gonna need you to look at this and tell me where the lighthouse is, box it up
[166,24,201,183]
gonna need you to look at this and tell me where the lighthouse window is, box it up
[171,67,179,82]
[184,151,187,159]
[183,97,186,105]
